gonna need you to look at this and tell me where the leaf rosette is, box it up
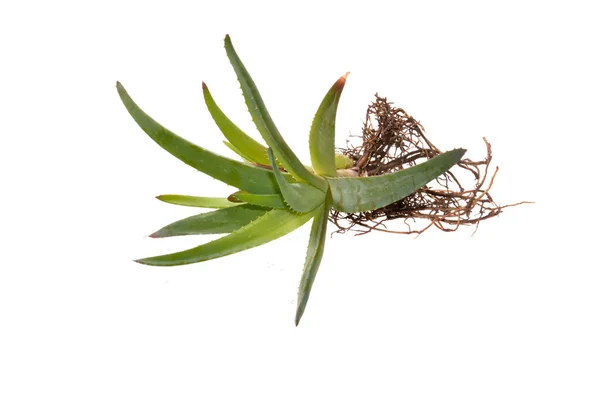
[117,35,465,324]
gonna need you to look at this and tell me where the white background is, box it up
[1,1,599,398]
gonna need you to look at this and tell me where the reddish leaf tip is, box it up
[227,193,243,203]
[335,72,350,89]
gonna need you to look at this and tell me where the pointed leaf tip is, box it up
[117,83,281,194]
[335,72,350,88]
[328,148,467,213]
[309,73,350,176]
[227,193,243,203]
[294,196,331,326]
[224,35,327,190]
[134,208,315,266]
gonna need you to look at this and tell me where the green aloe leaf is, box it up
[224,35,327,191]
[203,82,270,165]
[335,153,354,170]
[267,148,326,213]
[150,204,269,238]
[222,141,254,162]
[156,194,236,208]
[230,191,287,209]
[117,81,280,195]
[309,73,349,177]
[136,207,316,266]
[295,193,331,326]
[327,149,466,213]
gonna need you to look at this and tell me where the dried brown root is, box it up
[329,94,531,236]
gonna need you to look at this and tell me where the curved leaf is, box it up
[150,204,268,238]
[230,191,286,209]
[328,149,466,212]
[222,141,254,162]
[136,208,316,266]
[268,148,325,213]
[309,73,349,177]
[117,81,279,195]
[156,194,236,208]
[203,82,270,165]
[224,35,327,191]
[295,193,331,326]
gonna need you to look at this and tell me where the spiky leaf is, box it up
[327,149,466,212]
[224,35,327,191]
[203,82,270,165]
[295,193,331,326]
[309,73,349,177]
[117,81,280,195]
[268,148,326,213]
[136,207,316,266]
[156,195,236,208]
[222,141,254,162]
[230,191,287,209]
[150,204,268,238]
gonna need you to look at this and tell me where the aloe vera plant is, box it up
[117,35,466,325]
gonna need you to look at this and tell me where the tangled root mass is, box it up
[330,94,529,236]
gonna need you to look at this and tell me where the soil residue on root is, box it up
[330,94,529,235]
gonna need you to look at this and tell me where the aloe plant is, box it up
[117,35,466,325]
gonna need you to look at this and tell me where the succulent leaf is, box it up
[309,73,349,177]
[156,195,236,208]
[267,148,326,213]
[121,36,473,323]
[203,82,270,165]
[222,141,255,162]
[327,149,466,213]
[230,191,287,209]
[224,35,327,191]
[295,193,332,326]
[334,153,354,170]
[117,81,280,195]
[150,204,269,238]
[136,207,316,266]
